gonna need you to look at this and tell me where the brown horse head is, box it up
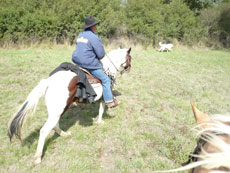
[154,103,230,173]
[187,102,230,173]
[120,47,132,75]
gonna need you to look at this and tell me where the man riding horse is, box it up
[72,16,118,108]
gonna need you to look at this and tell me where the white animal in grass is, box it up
[158,42,173,52]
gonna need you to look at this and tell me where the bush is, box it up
[0,0,124,45]
[124,0,201,46]
[200,3,230,47]
[0,0,229,47]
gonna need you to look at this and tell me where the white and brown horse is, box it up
[8,48,131,164]
[155,103,230,172]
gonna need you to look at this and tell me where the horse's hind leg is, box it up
[34,108,63,164]
[54,121,71,137]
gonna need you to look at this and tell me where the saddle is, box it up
[79,67,101,84]
[73,67,101,104]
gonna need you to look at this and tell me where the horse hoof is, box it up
[95,120,104,124]
[34,157,41,165]
[61,131,71,137]
[66,131,72,136]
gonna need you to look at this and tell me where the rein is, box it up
[103,52,131,87]
[105,53,120,72]
[105,52,131,75]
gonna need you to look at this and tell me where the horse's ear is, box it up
[127,47,131,54]
[191,102,212,129]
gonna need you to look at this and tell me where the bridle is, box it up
[105,52,131,74]
[104,51,132,86]
[120,52,131,74]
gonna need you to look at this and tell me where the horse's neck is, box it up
[101,50,125,76]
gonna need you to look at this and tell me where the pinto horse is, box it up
[155,102,230,172]
[8,48,131,164]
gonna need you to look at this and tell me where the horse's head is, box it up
[120,47,132,75]
[185,103,230,173]
[154,103,230,173]
[101,47,132,79]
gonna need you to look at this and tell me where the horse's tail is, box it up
[8,79,49,141]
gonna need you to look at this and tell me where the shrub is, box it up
[200,3,230,47]
[124,0,201,46]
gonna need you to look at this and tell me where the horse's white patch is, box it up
[45,71,75,111]
[91,83,103,101]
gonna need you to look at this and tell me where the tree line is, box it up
[0,0,229,47]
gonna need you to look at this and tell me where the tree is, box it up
[183,0,223,14]
[200,2,230,47]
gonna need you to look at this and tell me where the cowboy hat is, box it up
[82,16,100,30]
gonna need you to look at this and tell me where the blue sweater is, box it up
[72,29,105,69]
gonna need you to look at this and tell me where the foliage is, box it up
[0,0,123,45]
[161,0,202,43]
[200,3,230,47]
[183,0,224,13]
[124,0,163,45]
[0,0,229,47]
[124,0,202,45]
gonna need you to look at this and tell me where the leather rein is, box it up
[105,52,131,75]
[104,52,131,86]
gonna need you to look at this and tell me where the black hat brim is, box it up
[82,21,100,30]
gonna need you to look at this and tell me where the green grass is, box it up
[0,47,230,172]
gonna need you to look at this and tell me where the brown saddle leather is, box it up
[86,74,101,84]
[66,67,101,106]
[79,66,101,84]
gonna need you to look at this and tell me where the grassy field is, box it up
[0,47,230,172]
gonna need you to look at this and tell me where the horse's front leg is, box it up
[95,101,105,124]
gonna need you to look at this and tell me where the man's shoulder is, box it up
[81,30,98,40]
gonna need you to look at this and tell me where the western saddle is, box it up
[79,67,101,84]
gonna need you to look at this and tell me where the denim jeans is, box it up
[88,68,113,103]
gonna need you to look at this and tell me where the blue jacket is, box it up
[72,29,105,69]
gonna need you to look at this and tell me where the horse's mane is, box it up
[194,114,230,170]
[155,114,230,173]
